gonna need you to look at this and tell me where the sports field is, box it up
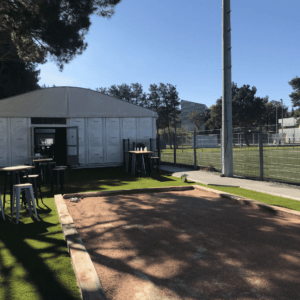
[160,144,300,185]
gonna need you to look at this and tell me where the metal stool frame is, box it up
[12,183,39,224]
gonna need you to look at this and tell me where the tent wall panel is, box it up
[11,118,28,166]
[138,118,153,147]
[87,118,104,164]
[0,118,9,167]
[105,118,122,163]
[69,118,85,165]
[122,118,137,147]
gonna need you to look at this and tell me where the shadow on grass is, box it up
[0,166,198,300]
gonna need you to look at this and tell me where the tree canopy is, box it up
[0,60,41,99]
[288,76,300,109]
[97,82,181,139]
[0,0,122,73]
[96,79,300,146]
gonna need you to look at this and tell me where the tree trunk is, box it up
[168,127,172,149]
[243,127,250,147]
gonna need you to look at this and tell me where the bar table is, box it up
[127,151,153,177]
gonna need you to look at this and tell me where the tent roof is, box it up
[0,87,158,118]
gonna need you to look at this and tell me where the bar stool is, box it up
[12,183,39,224]
[51,167,69,192]
[151,157,160,176]
[0,192,5,220]
[22,174,42,206]
[56,166,70,186]
[49,161,56,170]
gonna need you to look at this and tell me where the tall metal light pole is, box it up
[221,0,233,177]
[281,99,283,137]
[276,103,278,138]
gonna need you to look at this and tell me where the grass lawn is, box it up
[1,166,300,300]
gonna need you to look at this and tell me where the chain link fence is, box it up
[156,124,300,186]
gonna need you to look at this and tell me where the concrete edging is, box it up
[55,185,300,300]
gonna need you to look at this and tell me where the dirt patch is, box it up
[199,165,219,172]
[64,189,300,300]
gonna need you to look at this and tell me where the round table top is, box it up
[128,151,153,154]
[32,158,53,162]
[0,165,35,172]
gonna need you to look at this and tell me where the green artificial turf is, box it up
[0,166,300,300]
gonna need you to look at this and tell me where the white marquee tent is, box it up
[0,87,158,169]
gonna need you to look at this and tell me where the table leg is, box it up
[131,154,136,176]
[146,154,150,176]
[60,172,64,191]
[141,155,146,176]
[51,171,54,192]
[10,172,14,217]
[128,153,132,174]
[3,172,7,211]
[17,171,26,207]
[56,171,59,192]
[23,170,30,208]
[146,154,151,177]
[47,162,52,183]
[136,154,140,177]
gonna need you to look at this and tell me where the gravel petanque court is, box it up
[61,186,300,300]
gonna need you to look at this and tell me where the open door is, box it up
[66,126,79,166]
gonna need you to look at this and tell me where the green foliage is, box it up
[187,110,203,131]
[288,76,300,109]
[97,82,181,142]
[0,60,41,100]
[0,0,122,72]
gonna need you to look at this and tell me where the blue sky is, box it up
[38,0,300,112]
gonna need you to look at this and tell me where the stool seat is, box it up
[14,183,32,187]
[23,174,39,178]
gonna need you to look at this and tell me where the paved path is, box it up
[159,165,300,202]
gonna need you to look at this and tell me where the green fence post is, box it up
[259,125,264,181]
[157,134,161,160]
[194,129,197,170]
[174,133,176,166]
[123,139,126,167]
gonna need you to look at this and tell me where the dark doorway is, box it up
[33,127,67,166]
[55,128,67,165]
